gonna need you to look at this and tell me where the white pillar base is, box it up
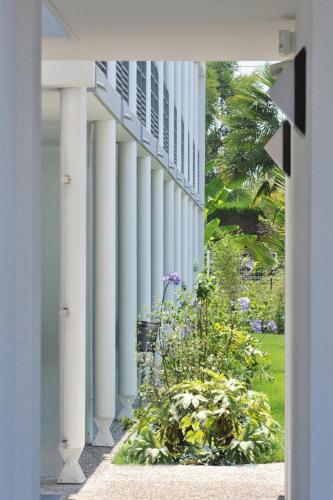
[57,445,85,484]
[92,417,114,447]
[118,396,135,419]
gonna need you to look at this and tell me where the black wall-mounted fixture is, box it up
[294,47,306,135]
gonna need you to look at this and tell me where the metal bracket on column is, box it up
[59,307,70,317]
[61,174,71,184]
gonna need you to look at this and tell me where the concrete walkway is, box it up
[42,458,284,500]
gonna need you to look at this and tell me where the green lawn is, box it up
[253,333,285,462]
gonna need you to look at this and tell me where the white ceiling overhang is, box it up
[42,0,296,61]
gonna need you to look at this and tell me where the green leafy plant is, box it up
[119,416,134,431]
[119,370,280,465]
[139,275,271,395]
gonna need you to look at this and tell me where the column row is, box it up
[57,99,203,483]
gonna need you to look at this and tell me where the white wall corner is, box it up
[42,61,95,88]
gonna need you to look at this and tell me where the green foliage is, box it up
[204,64,285,264]
[247,278,285,335]
[119,416,134,431]
[140,276,271,391]
[119,371,280,465]
[220,65,280,183]
[116,269,282,466]
[206,62,238,161]
[205,218,221,244]
[210,235,284,334]
[211,237,244,302]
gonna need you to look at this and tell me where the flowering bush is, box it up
[238,297,250,312]
[127,269,282,466]
[139,274,271,393]
[246,279,284,334]
[162,272,182,286]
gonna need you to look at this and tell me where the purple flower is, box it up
[249,319,262,333]
[264,320,278,333]
[162,272,182,286]
[238,297,250,312]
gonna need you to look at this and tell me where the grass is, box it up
[114,443,131,465]
[253,333,285,462]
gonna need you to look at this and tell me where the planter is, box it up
[137,320,161,353]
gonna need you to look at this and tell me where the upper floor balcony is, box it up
[94,60,204,197]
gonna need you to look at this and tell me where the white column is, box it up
[0,2,40,497]
[118,141,138,418]
[93,120,117,447]
[164,179,175,301]
[175,62,182,171]
[198,208,205,272]
[138,156,152,317]
[151,168,164,306]
[157,61,164,147]
[129,61,137,114]
[193,204,199,278]
[58,88,87,484]
[174,186,182,280]
[188,62,194,186]
[181,62,189,178]
[193,63,199,192]
[198,65,206,203]
[188,200,194,290]
[286,2,333,498]
[181,194,189,288]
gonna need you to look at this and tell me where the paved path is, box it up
[42,461,284,500]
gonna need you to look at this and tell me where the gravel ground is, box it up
[41,419,127,499]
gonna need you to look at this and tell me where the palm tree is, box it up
[219,64,281,184]
[205,64,285,270]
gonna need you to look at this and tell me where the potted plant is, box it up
[137,272,182,353]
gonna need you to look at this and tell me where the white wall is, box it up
[41,146,62,477]
[0,2,41,499]
[286,1,333,498]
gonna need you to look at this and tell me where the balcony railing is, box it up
[151,62,159,140]
[96,61,108,76]
[163,81,169,153]
[116,61,129,104]
[136,61,147,127]
[193,141,196,187]
[181,117,185,174]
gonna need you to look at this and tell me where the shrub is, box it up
[246,277,284,334]
[139,277,271,394]
[121,370,280,465]
[127,269,283,466]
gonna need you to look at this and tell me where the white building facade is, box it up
[3,1,333,499]
[41,59,205,482]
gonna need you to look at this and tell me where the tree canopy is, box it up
[205,62,285,269]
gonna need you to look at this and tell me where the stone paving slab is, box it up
[66,463,284,500]
[42,440,284,500]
